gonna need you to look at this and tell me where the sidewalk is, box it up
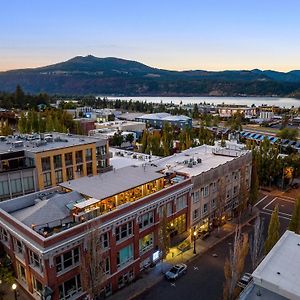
[111,210,259,300]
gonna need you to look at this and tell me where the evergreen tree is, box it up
[18,112,27,133]
[264,205,280,254]
[141,130,148,153]
[288,196,300,233]
[32,110,39,133]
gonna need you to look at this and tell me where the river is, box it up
[105,96,300,108]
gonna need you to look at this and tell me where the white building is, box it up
[239,230,300,300]
[155,145,252,232]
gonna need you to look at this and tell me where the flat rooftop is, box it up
[60,165,165,200]
[0,188,85,235]
[110,148,160,170]
[252,230,300,300]
[0,133,105,155]
[154,145,249,177]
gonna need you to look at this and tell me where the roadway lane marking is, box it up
[262,197,277,210]
[194,266,199,270]
[279,195,296,200]
[276,197,296,204]
[264,208,292,217]
[254,195,269,207]
[171,283,176,287]
[260,211,291,221]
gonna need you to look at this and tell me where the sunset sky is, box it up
[1,0,300,72]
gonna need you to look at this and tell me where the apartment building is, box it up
[155,145,252,234]
[218,106,256,118]
[0,133,110,201]
[0,165,192,299]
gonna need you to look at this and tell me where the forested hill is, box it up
[1,55,300,96]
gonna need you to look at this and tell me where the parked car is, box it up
[237,273,252,289]
[165,264,187,280]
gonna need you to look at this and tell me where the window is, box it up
[53,155,62,169]
[0,227,8,242]
[55,170,63,184]
[203,185,209,197]
[117,270,134,288]
[104,257,110,275]
[233,186,238,195]
[96,146,106,157]
[167,202,173,216]
[86,148,92,161]
[56,248,80,273]
[76,165,83,177]
[66,167,73,180]
[0,180,9,197]
[139,233,153,254]
[43,172,52,188]
[59,274,82,300]
[203,203,208,214]
[32,276,43,296]
[115,222,133,242]
[176,195,187,211]
[101,232,109,248]
[29,250,43,272]
[23,176,34,192]
[117,244,133,268]
[75,150,83,164]
[17,263,26,284]
[41,157,51,171]
[86,162,93,176]
[193,190,200,203]
[212,182,217,192]
[226,189,231,200]
[10,178,22,195]
[193,208,200,220]
[138,212,154,229]
[65,153,73,166]
[212,198,216,209]
[15,239,23,255]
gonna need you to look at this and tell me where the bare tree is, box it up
[223,226,249,300]
[215,177,226,237]
[81,221,106,299]
[249,216,264,271]
[158,206,171,273]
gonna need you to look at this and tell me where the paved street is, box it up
[134,192,296,300]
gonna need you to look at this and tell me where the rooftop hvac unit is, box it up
[12,141,24,148]
[188,162,193,168]
[197,158,202,163]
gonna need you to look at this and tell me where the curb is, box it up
[120,212,259,300]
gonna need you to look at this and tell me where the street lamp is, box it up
[193,230,197,254]
[12,283,17,300]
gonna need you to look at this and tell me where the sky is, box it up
[1,0,300,72]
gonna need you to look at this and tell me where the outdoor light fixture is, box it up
[193,230,197,254]
[12,283,17,300]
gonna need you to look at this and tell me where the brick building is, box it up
[0,165,192,299]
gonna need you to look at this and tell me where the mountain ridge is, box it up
[1,55,300,96]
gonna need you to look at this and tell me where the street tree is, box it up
[223,226,249,300]
[158,206,171,273]
[125,133,134,145]
[264,205,280,255]
[81,222,106,299]
[249,216,264,271]
[288,195,300,233]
